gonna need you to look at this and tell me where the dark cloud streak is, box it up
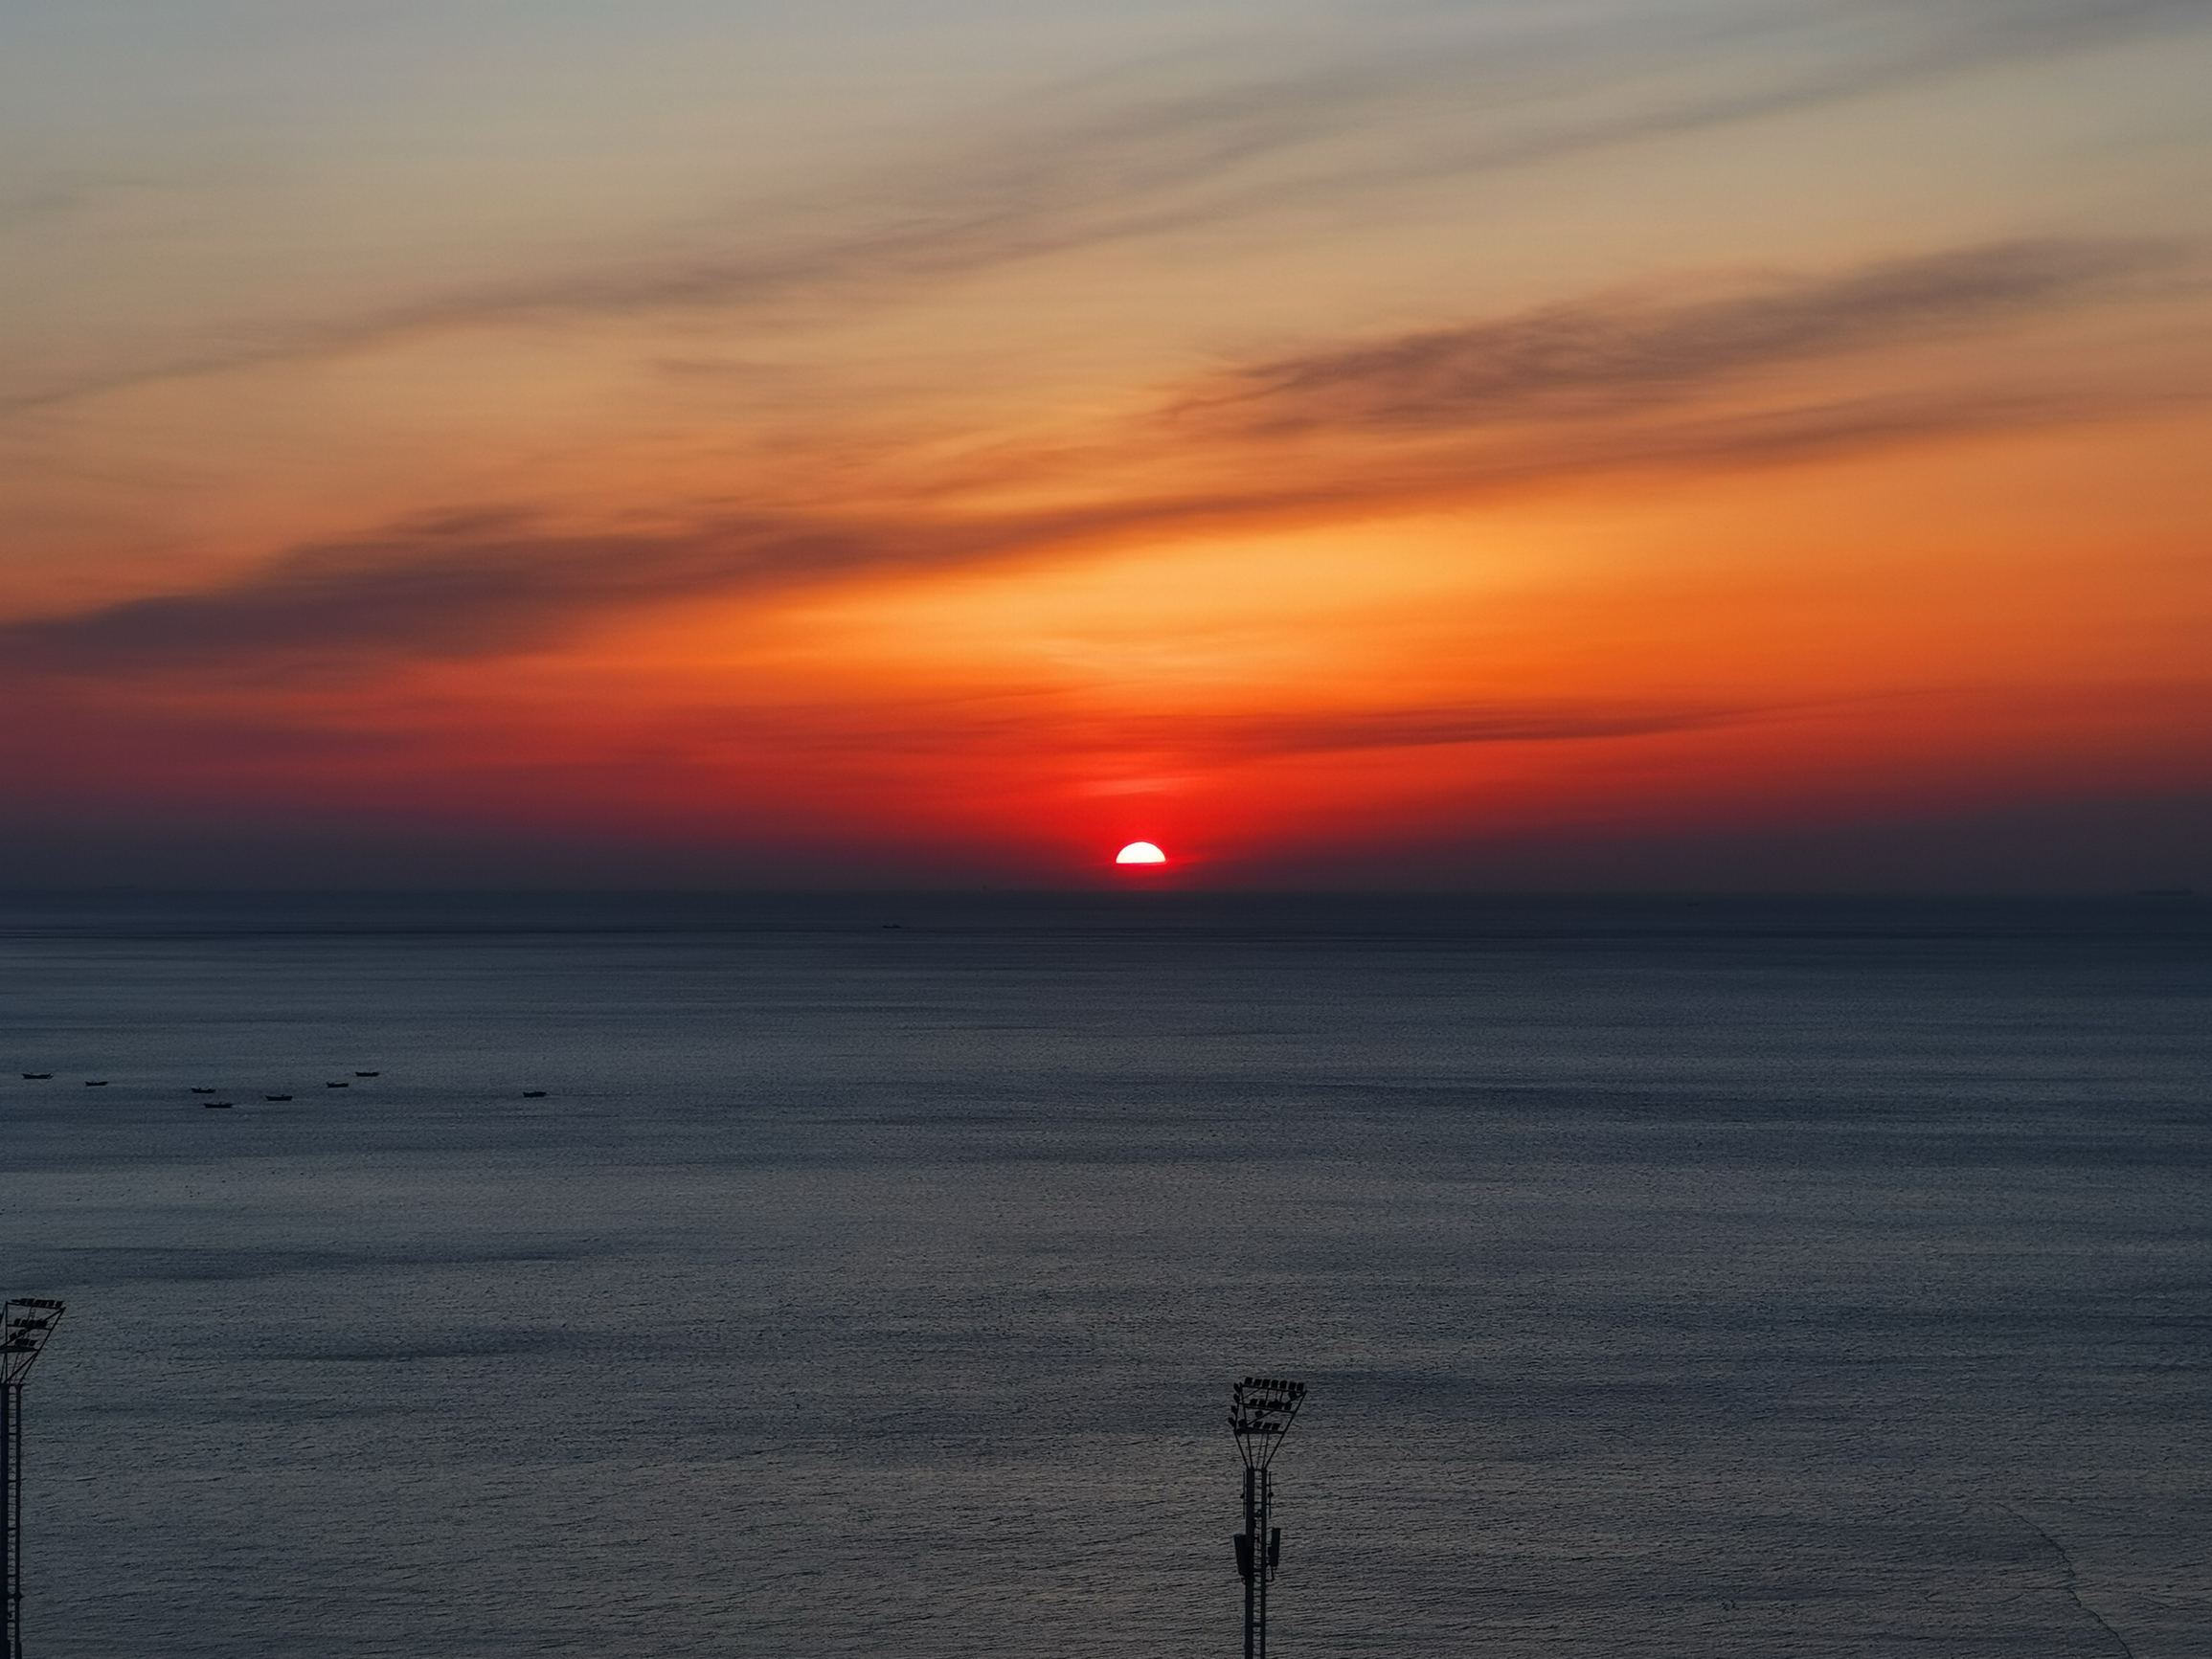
[1,519,995,671]
[683,695,1749,760]
[1110,702,1750,759]
[1206,239,2178,430]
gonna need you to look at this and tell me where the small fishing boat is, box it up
[326,1081,350,1088]
[84,1080,108,1087]
[355,1070,379,1077]
[523,1090,547,1098]
[203,1101,234,1110]
[191,1087,216,1094]
[264,1093,293,1102]
[22,1072,52,1080]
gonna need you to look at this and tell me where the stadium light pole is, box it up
[1229,1376,1304,1659]
[2,1299,66,1659]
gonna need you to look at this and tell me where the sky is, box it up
[3,0,2208,888]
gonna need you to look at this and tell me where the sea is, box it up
[1,890,2205,1659]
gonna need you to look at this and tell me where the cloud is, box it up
[0,516,979,672]
[0,492,1307,674]
[4,0,2202,416]
[2,231,2181,680]
[1197,239,2179,431]
[1096,702,1753,760]
[669,695,1750,763]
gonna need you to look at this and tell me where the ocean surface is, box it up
[1,891,2206,1659]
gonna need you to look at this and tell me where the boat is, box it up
[22,1072,52,1080]
[84,1080,108,1087]
[203,1101,234,1110]
[326,1081,350,1088]
[264,1093,293,1102]
[191,1087,216,1094]
[523,1089,547,1098]
[355,1070,379,1077]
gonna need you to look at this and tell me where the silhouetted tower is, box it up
[2,1299,65,1659]
[1229,1377,1304,1659]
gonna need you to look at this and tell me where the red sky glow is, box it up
[4,2,2209,888]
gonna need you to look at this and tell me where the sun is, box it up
[1115,841,1167,865]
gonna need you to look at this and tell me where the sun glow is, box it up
[1115,841,1166,864]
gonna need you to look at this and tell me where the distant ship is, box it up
[265,1093,293,1101]
[22,1072,52,1080]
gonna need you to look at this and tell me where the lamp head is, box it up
[3,1298,65,1386]
[1229,1375,1305,1468]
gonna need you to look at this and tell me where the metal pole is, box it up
[1254,1465,1270,1659]
[3,1381,20,1659]
[1,1299,64,1659]
[1242,1466,1257,1659]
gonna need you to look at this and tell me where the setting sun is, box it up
[1115,842,1167,865]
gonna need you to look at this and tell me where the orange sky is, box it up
[4,1,2209,886]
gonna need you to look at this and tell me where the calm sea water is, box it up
[1,892,2206,1659]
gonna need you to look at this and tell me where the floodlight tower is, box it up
[1229,1376,1305,1659]
[2,1299,66,1659]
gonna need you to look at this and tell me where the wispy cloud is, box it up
[672,695,1751,762]
[1197,239,2177,430]
[4,0,2201,417]
[1,233,2181,679]
[0,496,1295,674]
[0,516,983,671]
[1092,701,1751,760]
